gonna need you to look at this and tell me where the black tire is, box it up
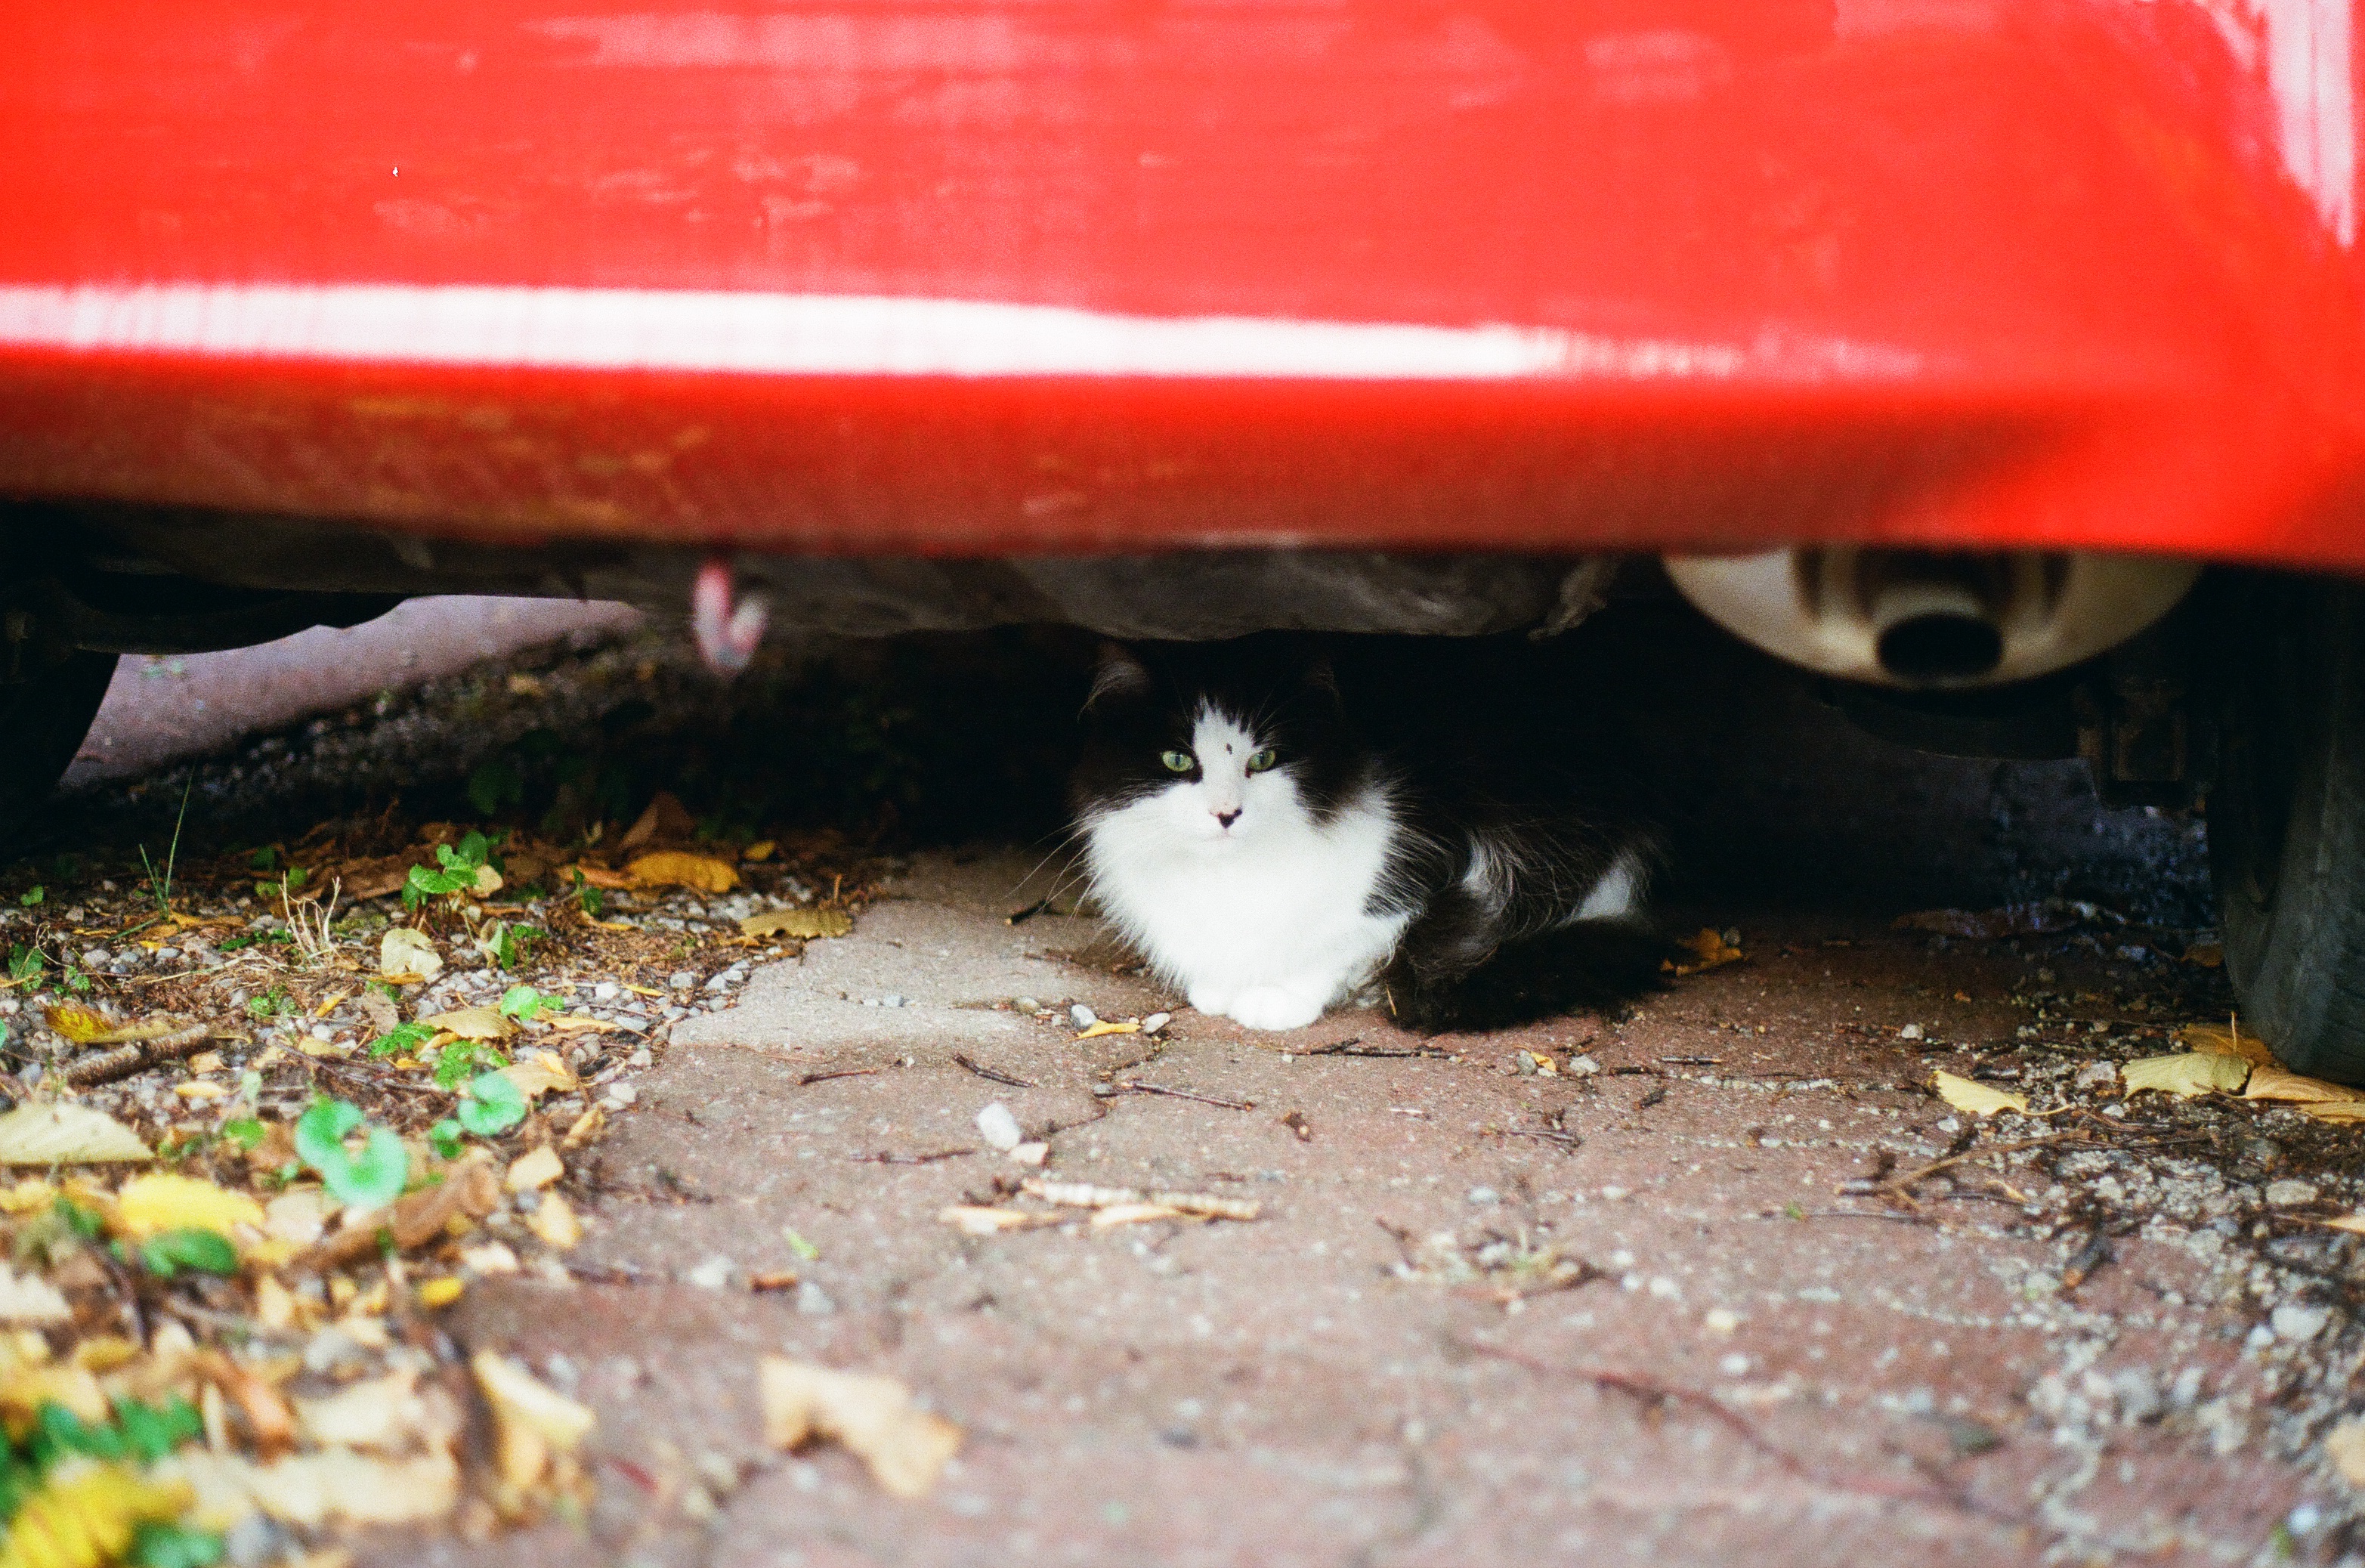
[0,652,119,833]
[2209,580,2365,1082]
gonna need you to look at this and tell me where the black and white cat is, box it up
[1071,635,1668,1033]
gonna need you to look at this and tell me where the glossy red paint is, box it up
[2,2,2361,567]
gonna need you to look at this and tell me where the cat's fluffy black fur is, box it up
[1071,631,1671,1034]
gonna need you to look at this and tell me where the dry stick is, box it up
[798,1067,881,1087]
[849,1147,977,1165]
[953,1053,1037,1090]
[1111,1081,1255,1112]
[60,1021,215,1087]
[1837,1133,2089,1200]
[1458,1341,1980,1511]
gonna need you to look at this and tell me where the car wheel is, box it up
[2209,579,2365,1082]
[0,651,118,830]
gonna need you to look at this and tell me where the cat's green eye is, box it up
[1245,748,1279,773]
[1159,750,1195,773]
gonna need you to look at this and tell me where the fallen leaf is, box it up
[743,840,777,862]
[1019,1180,1261,1220]
[379,927,444,983]
[627,852,738,894]
[2242,1064,2365,1103]
[0,1103,152,1164]
[419,1006,513,1041]
[0,1361,109,1426]
[2121,1053,2252,1099]
[175,1081,228,1101]
[527,1193,583,1249]
[2178,1022,2276,1066]
[504,1146,564,1193]
[291,1157,501,1273]
[499,1051,579,1100]
[335,855,414,901]
[617,790,697,851]
[113,1173,266,1241]
[356,989,400,1037]
[1932,1069,2029,1116]
[161,1448,460,1530]
[561,1107,607,1148]
[759,1357,961,1498]
[0,1264,70,1325]
[295,1369,428,1453]
[2328,1418,2365,1486]
[1664,927,1743,977]
[43,1004,185,1047]
[1892,901,2091,939]
[417,1277,465,1309]
[567,864,636,890]
[2299,1101,2365,1125]
[0,1464,188,1566]
[543,1015,626,1035]
[1075,1019,1139,1040]
[473,1351,596,1492]
[739,906,852,939]
[2184,941,2225,968]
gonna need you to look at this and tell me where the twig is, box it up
[1836,1133,2089,1200]
[1004,897,1056,926]
[60,1021,215,1087]
[1300,1038,1454,1059]
[1107,1081,1255,1111]
[797,1067,880,1087]
[1659,1056,1722,1065]
[849,1147,976,1165]
[1502,1128,1583,1151]
[953,1053,1037,1090]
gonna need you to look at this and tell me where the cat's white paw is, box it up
[1225,985,1326,1031]
[1186,983,1236,1017]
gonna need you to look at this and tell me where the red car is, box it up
[2,2,2361,1073]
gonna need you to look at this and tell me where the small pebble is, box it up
[1014,997,1040,1013]
[796,1281,836,1316]
[1466,1186,1499,1206]
[1898,1023,1924,1041]
[1567,1054,1601,1076]
[2271,1302,2331,1342]
[626,1047,653,1069]
[2265,1179,2319,1205]
[1702,1307,1743,1335]
[685,1256,737,1291]
[1142,1012,1170,1034]
[882,994,907,1008]
[975,1102,1023,1152]
[669,970,697,990]
[593,982,620,1001]
[1070,1004,1097,1029]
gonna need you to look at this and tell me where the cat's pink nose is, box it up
[1214,808,1241,829]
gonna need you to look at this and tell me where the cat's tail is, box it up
[1383,920,1674,1035]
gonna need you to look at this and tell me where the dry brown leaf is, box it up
[2122,1053,2252,1099]
[617,790,697,851]
[739,907,852,939]
[1090,1203,1187,1228]
[378,929,443,983]
[335,855,413,902]
[2299,1100,2365,1124]
[45,1004,192,1047]
[1664,927,1743,977]
[0,1104,152,1164]
[419,1006,512,1041]
[627,851,739,894]
[293,1369,429,1453]
[566,863,636,890]
[356,989,400,1038]
[527,1192,583,1250]
[759,1357,961,1498]
[543,1015,627,1035]
[2243,1064,2365,1103]
[2178,1022,2276,1066]
[2184,941,2225,969]
[499,1050,578,1099]
[473,1351,596,1492]
[1931,1069,2028,1116]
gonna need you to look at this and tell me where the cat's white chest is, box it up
[1085,787,1407,1031]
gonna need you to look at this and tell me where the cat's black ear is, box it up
[1301,651,1342,707]
[1084,642,1151,713]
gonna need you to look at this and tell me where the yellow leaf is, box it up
[2299,1100,2365,1124]
[0,1464,188,1568]
[627,852,739,894]
[159,1448,459,1530]
[419,1006,512,1041]
[1932,1069,2028,1116]
[1663,928,1744,977]
[113,1173,265,1241]
[2178,1022,2275,1066]
[473,1351,596,1492]
[0,1363,109,1430]
[1074,1020,1139,1040]
[2243,1064,2365,1103]
[0,1182,55,1216]
[42,1005,183,1047]
[759,1357,961,1498]
[416,1277,464,1309]
[174,1081,228,1102]
[743,840,777,863]
[0,1106,151,1165]
[2122,1053,2251,1099]
[739,907,851,939]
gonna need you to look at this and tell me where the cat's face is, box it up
[1071,639,1363,850]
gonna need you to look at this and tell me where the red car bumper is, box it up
[4,2,2363,571]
